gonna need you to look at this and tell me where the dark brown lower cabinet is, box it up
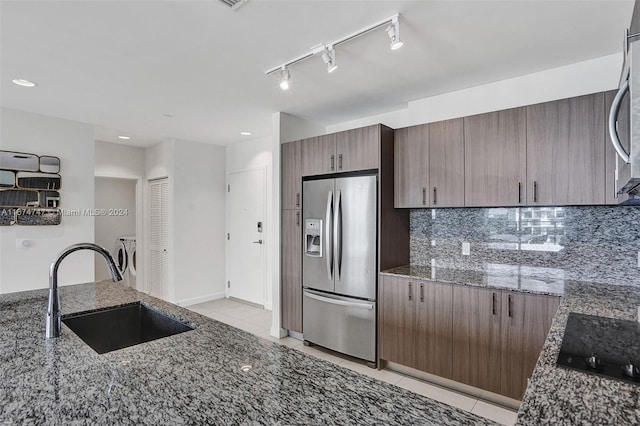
[500,292,560,399]
[379,275,453,378]
[379,275,416,368]
[451,286,502,394]
[281,210,302,332]
[380,275,560,400]
[416,281,453,379]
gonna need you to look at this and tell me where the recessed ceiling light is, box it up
[12,78,37,87]
[118,136,131,140]
[240,364,252,372]
[240,132,252,136]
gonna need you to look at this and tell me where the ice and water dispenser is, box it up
[304,219,322,257]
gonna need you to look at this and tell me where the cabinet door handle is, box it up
[296,193,300,207]
[518,182,522,204]
[296,211,300,226]
[420,283,424,302]
[508,294,513,318]
[408,282,412,301]
[338,154,343,170]
[533,181,538,203]
[433,187,437,206]
[422,188,427,205]
[492,292,496,315]
[331,155,335,171]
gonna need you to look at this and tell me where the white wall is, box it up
[172,139,226,306]
[94,177,136,281]
[226,136,273,309]
[95,141,145,179]
[0,108,95,294]
[326,53,623,132]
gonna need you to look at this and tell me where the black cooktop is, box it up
[557,312,640,384]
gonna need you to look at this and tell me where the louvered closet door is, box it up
[149,178,169,299]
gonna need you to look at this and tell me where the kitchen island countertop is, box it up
[1,281,494,425]
[516,280,640,424]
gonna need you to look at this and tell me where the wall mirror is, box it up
[0,170,15,188]
[0,151,39,171]
[40,156,60,173]
[40,191,60,208]
[0,189,39,207]
[16,172,61,190]
[0,208,16,226]
[0,150,62,226]
[16,209,61,226]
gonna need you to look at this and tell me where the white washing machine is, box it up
[123,236,137,289]
[114,238,130,287]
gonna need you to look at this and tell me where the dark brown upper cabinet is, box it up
[526,93,605,206]
[394,124,429,208]
[464,108,527,207]
[335,125,380,172]
[394,119,464,208]
[301,134,337,176]
[281,140,302,210]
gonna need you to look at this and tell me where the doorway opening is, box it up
[94,177,139,288]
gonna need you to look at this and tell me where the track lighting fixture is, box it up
[321,47,338,73]
[279,67,290,91]
[386,17,403,50]
[265,14,403,88]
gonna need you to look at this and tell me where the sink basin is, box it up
[62,302,195,354]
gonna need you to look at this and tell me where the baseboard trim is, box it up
[385,361,521,410]
[176,292,225,307]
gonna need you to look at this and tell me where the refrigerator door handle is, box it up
[334,190,342,281]
[325,190,333,281]
[304,290,374,310]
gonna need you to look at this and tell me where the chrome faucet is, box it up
[46,243,123,339]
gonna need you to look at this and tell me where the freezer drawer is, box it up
[303,289,376,362]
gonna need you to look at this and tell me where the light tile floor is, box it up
[188,298,519,426]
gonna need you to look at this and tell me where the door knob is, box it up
[252,240,263,244]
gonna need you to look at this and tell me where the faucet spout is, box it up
[46,243,124,339]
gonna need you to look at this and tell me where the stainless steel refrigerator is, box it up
[302,174,377,365]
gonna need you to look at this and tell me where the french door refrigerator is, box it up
[302,174,377,364]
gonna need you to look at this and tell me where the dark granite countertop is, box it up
[381,264,564,296]
[1,281,494,425]
[517,281,640,424]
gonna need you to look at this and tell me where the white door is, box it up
[227,169,265,306]
[149,178,168,299]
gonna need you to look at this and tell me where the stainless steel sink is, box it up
[62,302,194,354]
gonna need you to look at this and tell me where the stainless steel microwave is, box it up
[609,32,640,199]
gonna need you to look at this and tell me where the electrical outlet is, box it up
[462,242,471,256]
[16,239,31,249]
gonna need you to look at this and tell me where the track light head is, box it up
[386,18,404,50]
[321,47,338,73]
[279,67,290,91]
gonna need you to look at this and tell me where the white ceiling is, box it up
[0,0,634,147]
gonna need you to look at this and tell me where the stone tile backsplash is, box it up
[410,206,640,286]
